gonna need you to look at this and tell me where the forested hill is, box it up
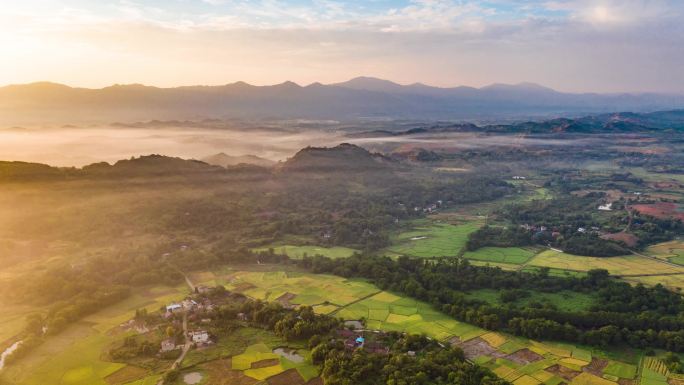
[350,110,684,137]
[279,143,394,173]
[0,155,270,181]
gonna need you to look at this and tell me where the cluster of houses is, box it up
[413,200,444,214]
[520,223,601,238]
[337,329,390,355]
[160,289,218,353]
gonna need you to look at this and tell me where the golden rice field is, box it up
[528,250,684,276]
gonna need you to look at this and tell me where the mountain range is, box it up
[1,77,684,124]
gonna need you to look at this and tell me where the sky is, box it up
[1,0,683,93]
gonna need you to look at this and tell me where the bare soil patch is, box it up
[251,359,280,369]
[458,337,507,360]
[201,358,258,385]
[583,358,609,376]
[275,292,297,308]
[267,369,306,385]
[600,232,638,247]
[620,379,637,385]
[547,364,581,381]
[630,203,684,221]
[505,348,544,365]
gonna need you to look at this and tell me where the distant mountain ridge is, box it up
[202,153,276,168]
[1,77,684,124]
[348,109,684,137]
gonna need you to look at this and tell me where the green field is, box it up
[206,270,381,308]
[0,267,654,385]
[463,247,537,265]
[0,284,188,385]
[529,250,684,276]
[647,241,684,266]
[386,222,482,258]
[252,244,359,259]
[465,289,595,312]
[519,266,588,278]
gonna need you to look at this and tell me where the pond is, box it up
[183,372,203,385]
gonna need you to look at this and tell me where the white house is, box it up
[166,303,182,313]
[190,330,210,344]
[598,203,613,211]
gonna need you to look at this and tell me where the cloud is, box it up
[0,0,683,93]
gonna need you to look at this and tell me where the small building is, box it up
[237,312,248,321]
[355,337,365,347]
[190,330,210,344]
[160,339,176,352]
[577,227,587,233]
[182,299,198,310]
[166,303,182,313]
[407,351,416,357]
[598,203,613,211]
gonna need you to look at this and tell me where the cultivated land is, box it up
[647,240,684,266]
[385,221,482,258]
[252,244,359,259]
[187,268,662,385]
[527,250,684,290]
[463,247,537,265]
[0,284,188,385]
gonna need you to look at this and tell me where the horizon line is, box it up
[2,77,681,96]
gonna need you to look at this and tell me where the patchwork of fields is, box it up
[527,249,684,291]
[5,266,682,385]
[0,285,189,385]
[198,269,657,385]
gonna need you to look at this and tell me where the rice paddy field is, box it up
[528,250,684,276]
[251,244,359,259]
[3,266,663,385]
[647,240,684,266]
[200,268,652,385]
[386,222,482,258]
[0,284,189,385]
[463,247,537,265]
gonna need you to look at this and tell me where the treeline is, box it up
[302,255,684,351]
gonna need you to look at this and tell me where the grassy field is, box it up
[0,284,188,385]
[469,260,522,271]
[528,250,684,276]
[252,244,359,259]
[647,240,684,266]
[464,289,595,312]
[194,270,381,309]
[386,222,482,258]
[463,247,537,265]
